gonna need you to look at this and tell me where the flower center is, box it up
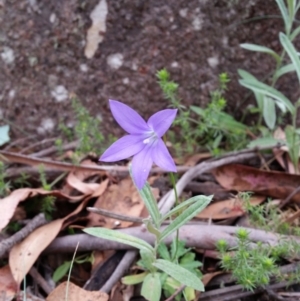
[143,131,157,144]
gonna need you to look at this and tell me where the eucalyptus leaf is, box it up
[159,195,212,241]
[263,96,276,129]
[280,32,300,84]
[240,43,280,62]
[239,78,294,113]
[84,227,154,253]
[153,259,204,291]
[141,273,162,301]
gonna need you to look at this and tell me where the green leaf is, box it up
[141,273,162,301]
[273,63,295,81]
[157,243,171,261]
[280,32,300,84]
[285,125,300,173]
[171,240,190,259]
[290,25,300,41]
[140,249,156,272]
[190,105,205,117]
[84,227,154,253]
[240,43,280,62]
[159,195,212,241]
[0,125,10,146]
[161,195,204,221]
[122,272,148,285]
[53,261,71,282]
[263,96,276,129]
[153,259,204,291]
[217,112,247,131]
[239,78,294,114]
[248,137,284,149]
[138,181,161,228]
[275,0,291,34]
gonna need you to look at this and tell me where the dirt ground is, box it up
[1,0,300,142]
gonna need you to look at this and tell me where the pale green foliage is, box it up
[239,0,300,171]
[84,177,211,301]
[156,69,248,155]
[57,97,116,155]
[0,162,10,197]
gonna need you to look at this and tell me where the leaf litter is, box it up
[1,137,300,300]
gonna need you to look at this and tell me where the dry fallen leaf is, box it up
[213,164,300,202]
[84,0,108,59]
[0,188,82,231]
[197,196,265,220]
[46,281,108,301]
[87,177,144,228]
[0,265,18,299]
[9,198,89,285]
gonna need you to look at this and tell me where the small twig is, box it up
[87,207,143,223]
[20,137,58,154]
[279,186,300,209]
[265,288,285,301]
[100,250,137,293]
[29,266,53,295]
[0,213,47,258]
[164,284,186,301]
[31,140,79,158]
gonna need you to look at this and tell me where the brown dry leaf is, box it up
[0,188,82,231]
[213,164,300,202]
[84,0,108,59]
[197,196,265,220]
[87,177,144,228]
[184,153,211,166]
[9,199,89,285]
[202,271,224,287]
[0,265,18,299]
[46,281,108,301]
[66,172,101,194]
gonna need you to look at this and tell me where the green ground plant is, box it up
[57,97,115,156]
[156,69,248,155]
[239,0,300,172]
[0,161,10,197]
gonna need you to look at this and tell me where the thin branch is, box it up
[0,213,47,258]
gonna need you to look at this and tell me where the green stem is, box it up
[169,172,180,262]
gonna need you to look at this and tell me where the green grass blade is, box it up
[279,32,300,84]
[84,227,154,253]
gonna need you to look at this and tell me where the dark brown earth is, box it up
[1,0,300,143]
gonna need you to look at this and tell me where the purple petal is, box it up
[147,109,177,137]
[109,100,149,134]
[100,134,145,162]
[151,138,177,172]
[131,146,153,189]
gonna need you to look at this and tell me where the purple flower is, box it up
[100,100,177,189]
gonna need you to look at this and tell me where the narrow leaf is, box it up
[290,25,300,41]
[275,0,291,33]
[240,43,280,62]
[138,182,161,228]
[84,227,154,253]
[160,196,212,241]
[153,259,204,291]
[280,32,300,84]
[122,272,148,285]
[53,261,71,283]
[285,125,300,173]
[161,195,202,221]
[273,63,295,81]
[248,137,284,148]
[239,78,294,113]
[141,273,162,301]
[263,96,276,129]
